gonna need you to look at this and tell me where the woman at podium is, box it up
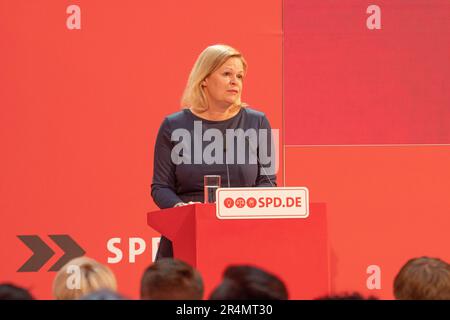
[151,44,277,259]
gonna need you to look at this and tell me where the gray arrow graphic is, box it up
[48,235,86,272]
[17,235,55,272]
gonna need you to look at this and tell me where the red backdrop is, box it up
[283,0,450,299]
[1,0,449,300]
[0,0,282,299]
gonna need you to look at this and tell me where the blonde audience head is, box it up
[52,256,117,300]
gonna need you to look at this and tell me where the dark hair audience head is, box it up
[209,265,288,300]
[0,283,34,300]
[315,292,378,300]
[79,289,126,300]
[394,256,450,300]
[140,258,204,300]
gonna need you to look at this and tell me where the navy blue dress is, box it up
[151,107,277,258]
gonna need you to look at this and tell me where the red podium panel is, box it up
[147,203,328,299]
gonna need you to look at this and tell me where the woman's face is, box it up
[203,57,244,109]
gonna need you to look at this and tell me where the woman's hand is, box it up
[173,201,202,207]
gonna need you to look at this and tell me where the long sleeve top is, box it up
[151,107,277,209]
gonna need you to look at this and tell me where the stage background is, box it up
[1,0,449,299]
[284,0,450,298]
[0,0,282,299]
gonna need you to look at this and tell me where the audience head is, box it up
[394,256,450,300]
[140,258,204,300]
[52,256,117,300]
[315,292,378,300]
[79,289,126,300]
[0,283,34,300]
[209,265,288,300]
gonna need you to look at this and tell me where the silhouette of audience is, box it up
[79,288,126,300]
[209,265,288,300]
[140,258,204,300]
[4,254,450,300]
[315,292,378,300]
[0,283,34,300]
[52,256,118,300]
[394,256,450,300]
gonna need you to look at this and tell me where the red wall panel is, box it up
[283,0,450,299]
[284,0,450,145]
[285,146,450,299]
[0,0,282,299]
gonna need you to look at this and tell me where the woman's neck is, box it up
[191,104,241,121]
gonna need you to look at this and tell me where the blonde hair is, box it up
[52,256,117,300]
[181,44,248,113]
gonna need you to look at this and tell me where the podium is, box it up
[147,203,329,299]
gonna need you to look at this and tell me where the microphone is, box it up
[223,134,231,188]
[246,136,275,187]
